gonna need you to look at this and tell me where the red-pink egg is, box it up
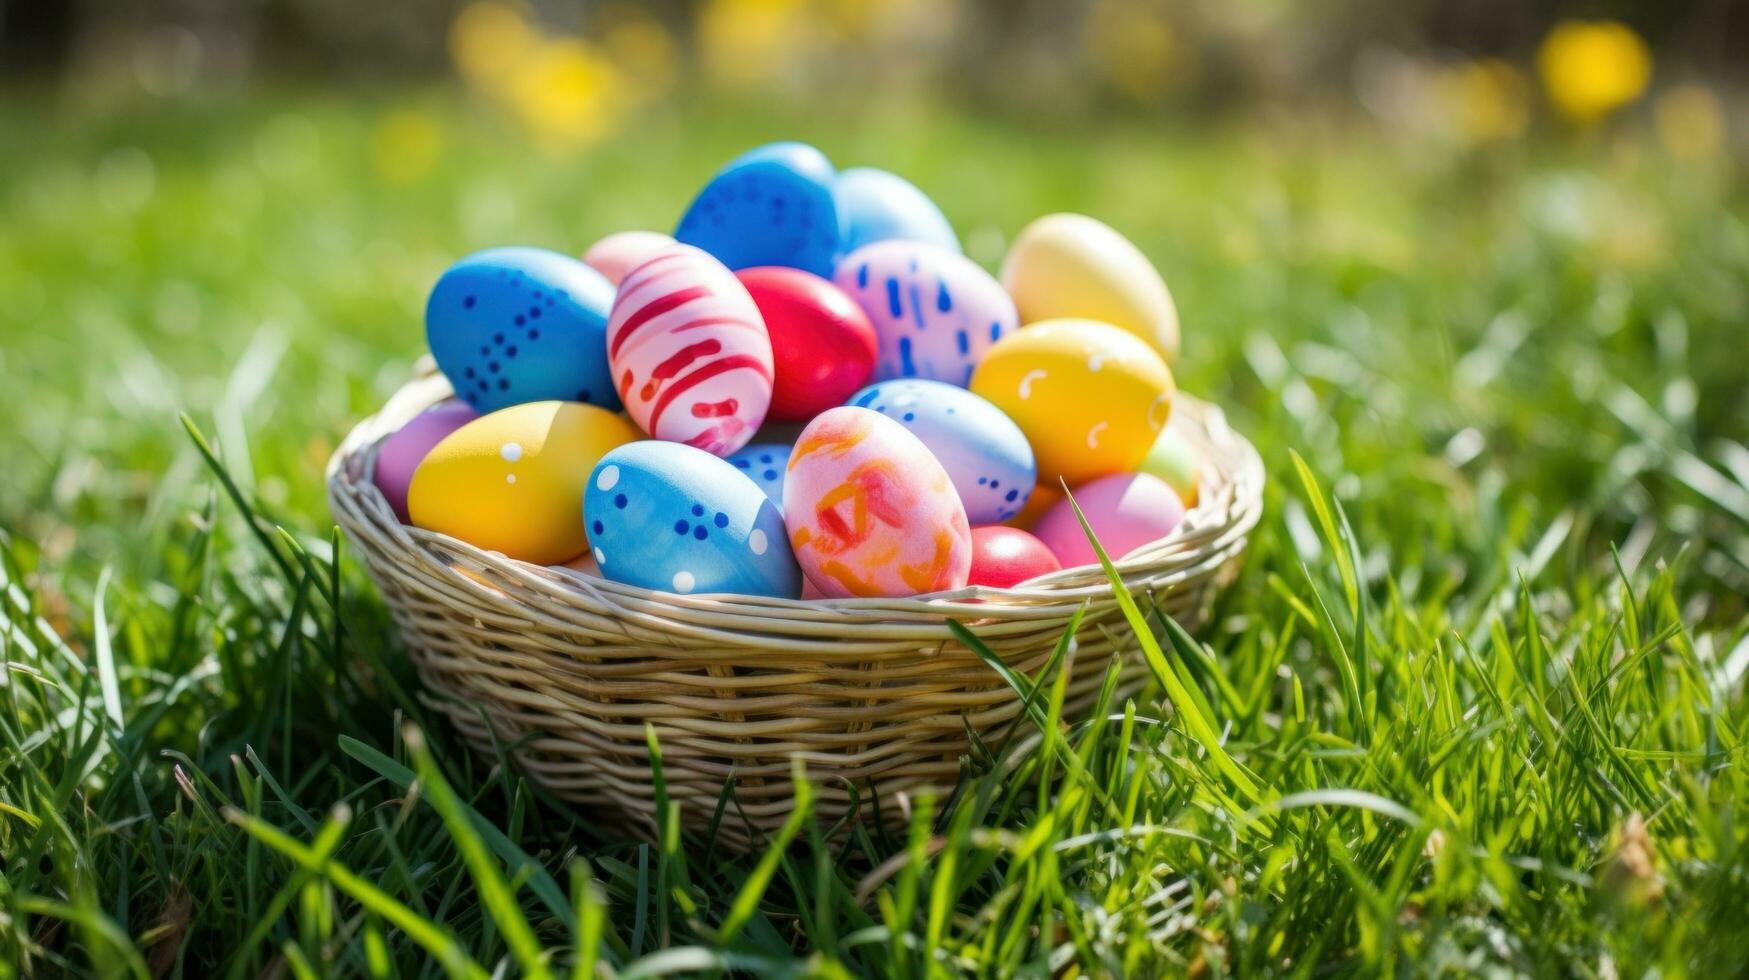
[582,231,674,286]
[607,244,774,456]
[736,266,877,421]
[967,526,1061,588]
[372,400,479,522]
[1032,472,1185,569]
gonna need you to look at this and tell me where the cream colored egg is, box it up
[1000,213,1180,361]
[407,401,641,565]
[970,319,1174,486]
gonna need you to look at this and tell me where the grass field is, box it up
[2,91,1747,976]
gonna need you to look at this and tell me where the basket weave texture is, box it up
[328,370,1263,850]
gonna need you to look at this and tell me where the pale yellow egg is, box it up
[1139,422,1201,508]
[407,400,640,564]
[1000,213,1180,361]
[970,319,1174,486]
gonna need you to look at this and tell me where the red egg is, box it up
[736,266,878,421]
[967,526,1062,589]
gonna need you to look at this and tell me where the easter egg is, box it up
[969,318,1174,486]
[1007,484,1062,530]
[585,441,801,597]
[784,406,971,598]
[407,401,641,565]
[674,142,841,278]
[726,442,791,505]
[1001,213,1181,361]
[372,400,479,523]
[848,379,1035,524]
[582,230,674,286]
[834,167,960,255]
[608,244,774,455]
[834,240,1016,386]
[427,246,620,414]
[967,526,1061,588]
[1032,473,1186,569]
[1140,423,1202,507]
[736,267,877,421]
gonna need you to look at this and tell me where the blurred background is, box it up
[1,0,1745,603]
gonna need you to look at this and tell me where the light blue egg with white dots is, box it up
[848,379,1036,524]
[427,246,620,414]
[725,442,791,505]
[585,441,801,598]
[674,142,842,278]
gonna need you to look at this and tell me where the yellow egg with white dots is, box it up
[969,319,1173,486]
[407,400,641,565]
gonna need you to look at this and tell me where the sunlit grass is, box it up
[0,91,1746,975]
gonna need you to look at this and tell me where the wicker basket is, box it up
[328,368,1264,850]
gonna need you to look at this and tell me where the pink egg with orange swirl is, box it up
[608,244,774,456]
[784,406,971,598]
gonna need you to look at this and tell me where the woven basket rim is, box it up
[326,368,1265,629]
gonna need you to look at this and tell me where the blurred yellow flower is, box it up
[1437,59,1529,143]
[370,109,445,184]
[1087,0,1177,103]
[598,5,681,95]
[449,1,538,92]
[505,38,626,148]
[698,0,811,88]
[1537,20,1651,123]
[1655,83,1726,160]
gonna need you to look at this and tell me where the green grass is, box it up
[2,89,1748,976]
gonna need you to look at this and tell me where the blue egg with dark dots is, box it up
[674,142,842,278]
[834,167,960,255]
[585,441,801,598]
[725,442,791,505]
[848,379,1036,524]
[427,247,620,414]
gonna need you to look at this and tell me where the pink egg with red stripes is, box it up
[608,244,774,456]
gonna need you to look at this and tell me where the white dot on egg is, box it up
[1088,354,1106,372]
[749,529,768,555]
[672,570,695,594]
[506,473,517,484]
[1018,369,1047,400]
[499,441,523,462]
[596,465,620,491]
[593,547,606,565]
[1087,421,1108,449]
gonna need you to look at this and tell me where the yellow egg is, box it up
[1000,213,1180,361]
[407,401,640,564]
[970,319,1173,486]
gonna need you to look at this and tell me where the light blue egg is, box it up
[674,141,842,278]
[427,246,620,414]
[849,379,1036,525]
[725,442,791,505]
[835,167,960,255]
[585,441,801,598]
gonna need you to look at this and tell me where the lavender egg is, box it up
[427,246,620,414]
[372,400,479,522]
[849,379,1035,524]
[585,441,801,598]
[833,240,1016,386]
[726,442,791,505]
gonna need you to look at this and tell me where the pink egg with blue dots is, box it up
[585,441,800,597]
[847,379,1035,525]
[1032,472,1186,570]
[607,244,774,456]
[427,247,620,414]
[726,442,790,505]
[833,240,1016,386]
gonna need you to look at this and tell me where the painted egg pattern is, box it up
[737,266,877,421]
[586,441,800,597]
[427,246,620,413]
[373,400,479,523]
[726,442,791,505]
[834,166,960,255]
[834,240,1016,386]
[848,379,1035,524]
[1033,472,1186,569]
[784,406,971,598]
[1001,213,1181,361]
[582,230,674,286]
[969,318,1175,486]
[674,142,842,278]
[407,401,641,565]
[607,244,774,456]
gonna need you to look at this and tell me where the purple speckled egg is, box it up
[833,240,1016,386]
[372,400,479,522]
